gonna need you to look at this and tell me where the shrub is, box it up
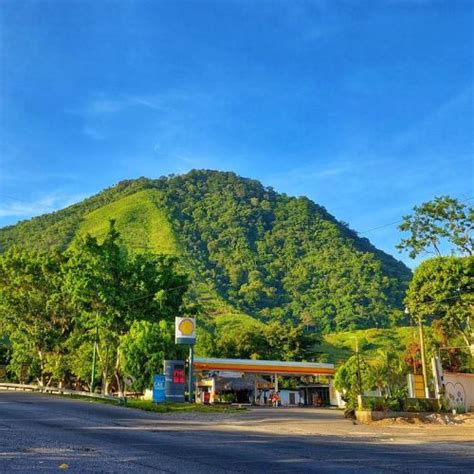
[361,396,443,413]
[402,398,442,412]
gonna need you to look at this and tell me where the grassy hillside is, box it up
[0,178,153,252]
[76,189,178,255]
[316,326,428,365]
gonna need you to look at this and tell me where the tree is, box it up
[210,315,270,360]
[63,221,189,394]
[264,321,318,361]
[334,355,373,410]
[0,247,73,385]
[431,320,462,371]
[405,256,473,346]
[0,221,189,391]
[120,320,184,392]
[404,342,422,375]
[370,350,407,397]
[397,196,473,259]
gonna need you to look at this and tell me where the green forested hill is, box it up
[0,170,411,332]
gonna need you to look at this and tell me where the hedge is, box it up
[361,396,443,413]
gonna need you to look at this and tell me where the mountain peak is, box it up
[0,170,410,332]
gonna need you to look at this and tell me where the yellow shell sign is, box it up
[178,318,194,336]
[175,317,196,344]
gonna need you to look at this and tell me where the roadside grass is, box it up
[126,399,243,413]
[41,391,243,414]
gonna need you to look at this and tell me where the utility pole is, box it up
[386,352,391,396]
[355,339,362,395]
[406,308,430,398]
[90,315,99,393]
[417,317,430,398]
[354,338,363,409]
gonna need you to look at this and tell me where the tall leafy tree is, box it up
[63,221,189,394]
[369,350,407,397]
[199,314,319,361]
[405,256,473,346]
[0,248,72,384]
[334,355,373,410]
[264,320,318,361]
[120,320,183,391]
[397,196,473,259]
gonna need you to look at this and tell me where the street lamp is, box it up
[405,308,430,398]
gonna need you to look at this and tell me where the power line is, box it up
[358,220,404,235]
[2,192,473,237]
[409,290,473,306]
[358,196,474,235]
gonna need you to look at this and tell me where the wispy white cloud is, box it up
[388,0,438,4]
[117,149,244,179]
[83,125,105,140]
[267,157,385,187]
[85,99,125,115]
[127,95,168,111]
[0,192,86,218]
[0,169,80,185]
[278,0,343,42]
[78,95,165,116]
[391,85,474,150]
[74,91,198,119]
[72,90,215,141]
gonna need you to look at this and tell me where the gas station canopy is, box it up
[193,357,335,376]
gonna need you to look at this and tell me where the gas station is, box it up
[193,357,337,406]
[154,317,338,407]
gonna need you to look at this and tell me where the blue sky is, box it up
[0,0,473,267]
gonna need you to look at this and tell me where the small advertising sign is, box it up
[153,375,166,403]
[175,317,196,345]
[413,374,426,398]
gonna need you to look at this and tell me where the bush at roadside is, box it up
[361,396,445,413]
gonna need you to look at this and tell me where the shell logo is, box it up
[175,316,196,344]
[178,318,195,336]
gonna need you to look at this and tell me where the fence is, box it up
[0,383,125,404]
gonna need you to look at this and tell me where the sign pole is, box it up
[188,345,194,403]
[174,316,197,403]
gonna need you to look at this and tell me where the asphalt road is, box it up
[0,391,473,473]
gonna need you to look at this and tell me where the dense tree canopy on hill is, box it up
[0,170,411,332]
